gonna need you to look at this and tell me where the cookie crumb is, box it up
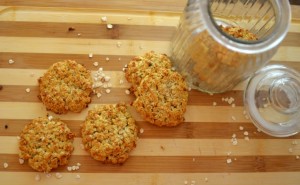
[125,89,130,95]
[139,128,144,134]
[93,62,99,67]
[101,16,107,22]
[19,158,24,164]
[8,59,15,64]
[226,158,232,164]
[107,24,113,29]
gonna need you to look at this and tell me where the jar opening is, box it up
[208,0,278,44]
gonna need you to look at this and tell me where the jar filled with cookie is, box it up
[171,0,291,93]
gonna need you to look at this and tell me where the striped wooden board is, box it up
[0,0,300,184]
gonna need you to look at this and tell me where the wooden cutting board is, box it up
[0,1,300,184]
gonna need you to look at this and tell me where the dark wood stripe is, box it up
[1,154,299,173]
[0,50,299,71]
[0,21,299,46]
[0,52,133,70]
[0,85,244,105]
[0,22,175,41]
[2,119,300,139]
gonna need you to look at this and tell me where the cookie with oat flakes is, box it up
[19,117,75,172]
[81,103,138,164]
[125,51,172,92]
[38,60,93,114]
[133,68,188,127]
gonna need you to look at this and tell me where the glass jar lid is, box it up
[244,65,300,137]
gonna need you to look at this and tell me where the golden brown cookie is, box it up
[81,103,138,164]
[19,117,75,172]
[133,68,189,127]
[125,51,172,91]
[38,60,93,114]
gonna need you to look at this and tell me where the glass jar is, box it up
[244,65,300,137]
[171,0,291,93]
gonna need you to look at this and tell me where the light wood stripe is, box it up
[1,154,300,173]
[1,136,300,156]
[0,7,180,26]
[0,102,249,122]
[0,172,300,185]
[0,37,171,56]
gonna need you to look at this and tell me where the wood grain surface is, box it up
[0,0,300,185]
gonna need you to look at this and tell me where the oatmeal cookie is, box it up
[133,68,188,127]
[38,60,93,114]
[19,117,75,172]
[125,51,172,91]
[81,103,138,164]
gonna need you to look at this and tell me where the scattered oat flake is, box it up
[8,59,15,64]
[127,17,132,20]
[213,102,217,106]
[116,41,122,47]
[25,88,31,93]
[118,57,121,61]
[93,62,99,67]
[104,76,111,82]
[16,136,21,140]
[48,115,53,120]
[227,151,232,156]
[296,155,299,160]
[35,174,41,181]
[184,180,188,185]
[231,116,236,121]
[231,138,238,145]
[292,140,298,145]
[105,89,111,94]
[67,166,72,171]
[89,53,93,58]
[55,173,63,179]
[204,177,208,182]
[226,158,232,164]
[119,79,124,84]
[191,180,196,184]
[3,162,8,168]
[244,136,250,141]
[288,148,293,153]
[107,24,113,29]
[107,83,112,88]
[239,126,244,130]
[77,33,81,36]
[232,133,236,138]
[243,131,249,136]
[101,16,107,22]
[19,158,24,164]
[139,128,144,134]
[76,174,81,179]
[105,57,110,61]
[77,163,81,166]
[72,166,77,171]
[231,103,236,108]
[209,93,214,96]
[125,89,130,95]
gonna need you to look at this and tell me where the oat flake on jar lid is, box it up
[171,0,291,93]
